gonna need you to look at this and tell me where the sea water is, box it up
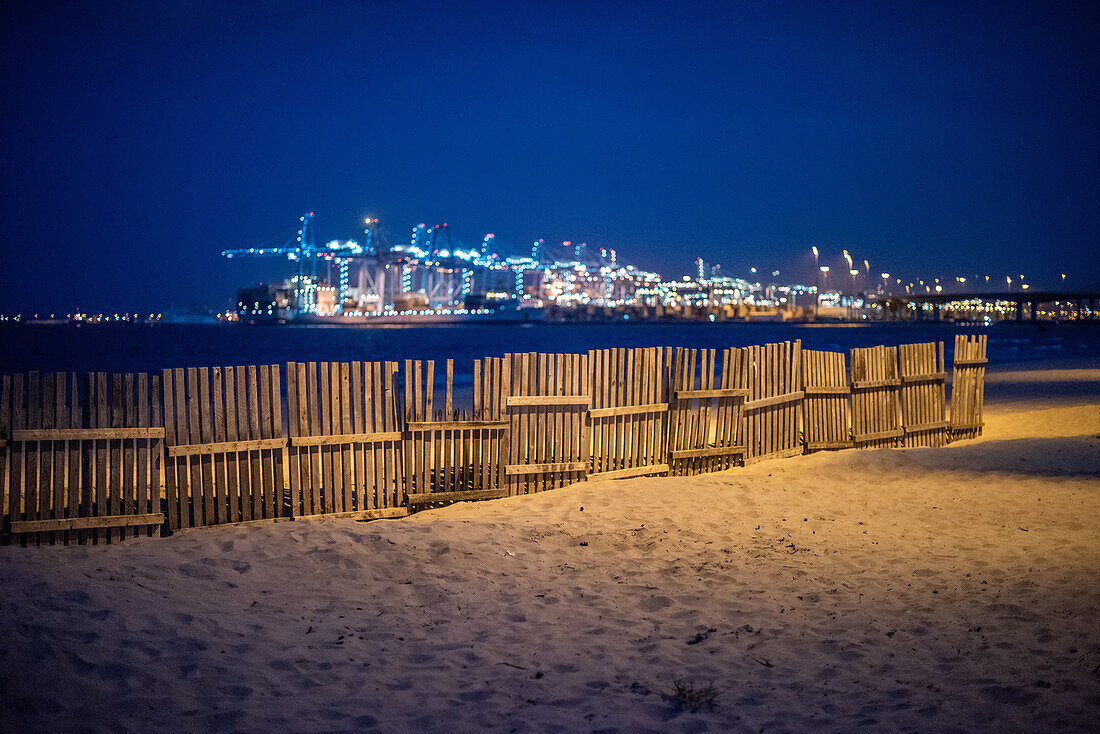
[1,321,1097,378]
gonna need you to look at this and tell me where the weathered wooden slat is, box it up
[405,420,508,431]
[223,367,241,524]
[504,461,586,476]
[108,373,123,541]
[588,402,669,419]
[900,372,948,384]
[11,513,164,533]
[173,367,191,530]
[803,385,850,395]
[852,378,902,389]
[196,368,215,527]
[805,440,852,450]
[853,427,904,442]
[674,387,748,400]
[743,390,804,411]
[505,394,590,407]
[903,420,951,433]
[950,421,985,431]
[168,437,288,456]
[289,431,404,448]
[406,488,508,505]
[953,358,988,366]
[350,361,366,511]
[585,463,670,481]
[669,445,745,460]
[12,427,165,441]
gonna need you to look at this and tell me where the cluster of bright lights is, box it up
[1,313,168,323]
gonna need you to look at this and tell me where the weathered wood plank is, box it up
[168,438,288,456]
[900,372,947,384]
[851,378,902,389]
[504,461,587,476]
[11,427,167,442]
[669,445,745,460]
[11,513,164,533]
[585,463,670,481]
[853,427,904,442]
[288,431,402,448]
[674,387,749,400]
[588,402,669,419]
[903,420,951,433]
[743,390,805,411]
[406,488,508,505]
[505,395,590,407]
[803,385,850,395]
[804,440,852,451]
[406,421,508,431]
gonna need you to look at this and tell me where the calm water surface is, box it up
[1,322,1097,378]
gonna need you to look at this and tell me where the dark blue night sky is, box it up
[2,1,1096,313]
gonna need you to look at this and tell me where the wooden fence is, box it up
[504,352,590,496]
[287,360,404,520]
[744,342,804,464]
[802,349,852,452]
[667,348,746,475]
[898,342,949,447]
[1,372,164,544]
[950,335,988,439]
[163,365,285,531]
[850,344,904,449]
[588,348,671,481]
[404,358,508,507]
[0,337,990,545]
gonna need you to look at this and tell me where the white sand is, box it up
[2,372,1098,733]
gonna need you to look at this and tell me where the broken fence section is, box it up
[667,347,747,476]
[404,357,508,508]
[950,334,988,440]
[743,341,804,464]
[802,349,852,452]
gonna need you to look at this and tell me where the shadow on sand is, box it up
[842,435,1100,480]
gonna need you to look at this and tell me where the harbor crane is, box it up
[225,213,518,313]
[223,213,364,312]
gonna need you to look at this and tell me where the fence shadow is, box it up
[845,435,1100,479]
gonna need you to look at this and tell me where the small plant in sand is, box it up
[663,679,719,713]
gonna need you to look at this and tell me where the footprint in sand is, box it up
[224,684,252,699]
[179,558,252,580]
[638,595,672,612]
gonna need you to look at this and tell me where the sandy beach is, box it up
[1,367,1097,733]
